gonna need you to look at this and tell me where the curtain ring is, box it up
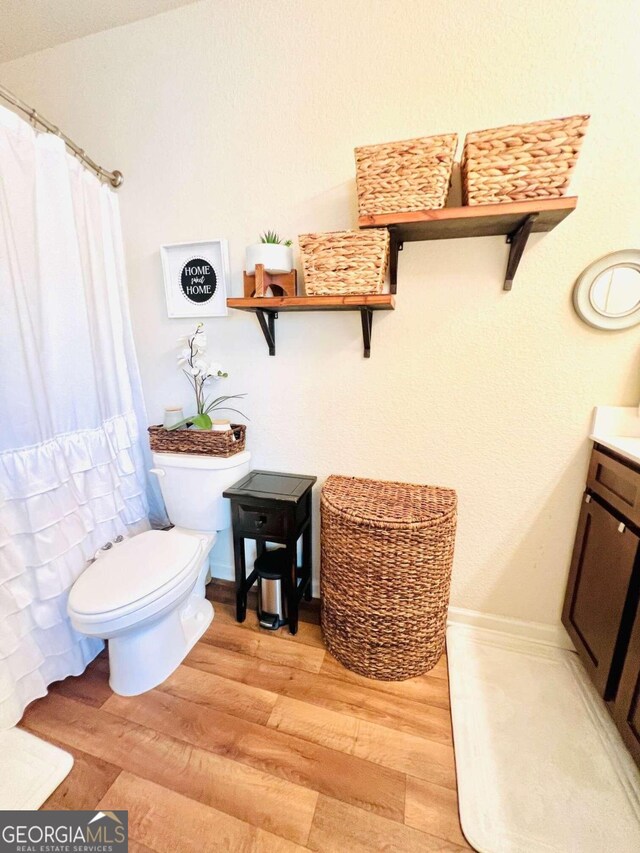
[29,108,38,127]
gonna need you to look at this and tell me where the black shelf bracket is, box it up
[360,308,373,358]
[388,226,403,294]
[256,309,277,356]
[504,213,538,291]
[253,306,379,358]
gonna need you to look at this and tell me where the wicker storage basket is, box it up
[148,424,246,457]
[462,114,589,205]
[355,134,458,217]
[299,229,390,296]
[320,475,457,681]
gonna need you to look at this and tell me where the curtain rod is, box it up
[0,83,123,188]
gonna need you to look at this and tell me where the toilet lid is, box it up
[69,530,204,616]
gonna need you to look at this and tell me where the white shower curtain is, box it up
[0,104,164,728]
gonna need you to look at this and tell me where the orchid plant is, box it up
[168,323,247,431]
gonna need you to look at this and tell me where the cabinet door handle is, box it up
[585,494,591,503]
[618,522,626,533]
[255,515,267,529]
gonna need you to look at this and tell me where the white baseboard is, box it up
[447,606,575,650]
[211,559,567,643]
[209,560,234,582]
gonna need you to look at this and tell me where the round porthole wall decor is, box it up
[573,250,640,330]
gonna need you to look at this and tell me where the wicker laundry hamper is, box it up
[320,475,457,681]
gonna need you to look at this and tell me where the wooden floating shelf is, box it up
[229,199,577,358]
[227,294,395,312]
[227,294,395,357]
[359,197,578,291]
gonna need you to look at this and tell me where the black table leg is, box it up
[233,534,247,623]
[286,542,299,635]
[302,519,312,602]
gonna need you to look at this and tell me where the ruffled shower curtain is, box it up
[0,104,165,728]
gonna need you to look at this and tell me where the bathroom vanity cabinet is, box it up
[562,445,640,765]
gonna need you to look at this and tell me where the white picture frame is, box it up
[160,239,229,318]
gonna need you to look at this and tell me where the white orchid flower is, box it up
[172,323,236,420]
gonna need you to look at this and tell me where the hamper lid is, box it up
[321,475,456,527]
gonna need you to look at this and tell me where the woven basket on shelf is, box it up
[320,475,457,681]
[148,424,246,458]
[462,114,589,205]
[355,133,458,217]
[299,229,389,296]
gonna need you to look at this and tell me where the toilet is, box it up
[68,449,251,696]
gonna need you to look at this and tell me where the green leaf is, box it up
[191,413,212,430]
[209,406,249,420]
[203,393,247,414]
[165,416,193,431]
[260,230,285,244]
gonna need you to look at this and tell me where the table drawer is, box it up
[235,504,287,537]
[588,448,640,527]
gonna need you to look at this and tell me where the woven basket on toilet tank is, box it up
[320,475,457,681]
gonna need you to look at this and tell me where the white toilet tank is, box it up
[151,450,251,532]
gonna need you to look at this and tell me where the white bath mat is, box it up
[447,624,640,853]
[0,727,73,809]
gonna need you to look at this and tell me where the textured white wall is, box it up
[2,0,639,622]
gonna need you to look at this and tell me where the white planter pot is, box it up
[245,243,293,275]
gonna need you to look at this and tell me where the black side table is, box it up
[223,470,317,635]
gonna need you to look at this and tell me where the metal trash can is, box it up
[256,549,288,630]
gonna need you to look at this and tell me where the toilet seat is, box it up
[68,529,205,625]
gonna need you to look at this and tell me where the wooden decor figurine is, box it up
[243,264,297,298]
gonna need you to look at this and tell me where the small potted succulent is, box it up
[245,230,293,275]
[169,324,247,431]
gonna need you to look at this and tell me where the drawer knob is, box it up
[618,522,626,533]
[255,515,267,529]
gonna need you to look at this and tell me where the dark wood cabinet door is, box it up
[562,495,640,697]
[588,447,640,528]
[612,610,640,765]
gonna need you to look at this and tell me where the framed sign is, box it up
[160,239,229,318]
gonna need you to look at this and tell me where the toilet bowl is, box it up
[68,449,251,696]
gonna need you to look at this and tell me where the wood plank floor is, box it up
[19,602,472,852]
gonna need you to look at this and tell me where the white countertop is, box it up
[589,406,640,466]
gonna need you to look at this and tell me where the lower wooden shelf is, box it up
[226,294,395,357]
